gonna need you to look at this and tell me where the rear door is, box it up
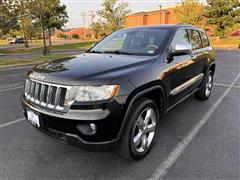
[188,29,206,78]
[199,31,215,72]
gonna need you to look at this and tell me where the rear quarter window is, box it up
[189,30,203,50]
[200,31,210,48]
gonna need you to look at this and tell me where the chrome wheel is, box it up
[205,72,213,97]
[133,108,157,153]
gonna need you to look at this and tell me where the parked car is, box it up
[22,24,215,160]
[9,37,25,44]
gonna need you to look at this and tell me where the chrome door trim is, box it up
[170,73,204,96]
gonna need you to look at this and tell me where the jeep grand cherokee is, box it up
[22,24,215,160]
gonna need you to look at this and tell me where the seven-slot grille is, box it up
[24,79,68,111]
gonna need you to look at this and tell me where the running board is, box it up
[166,88,200,112]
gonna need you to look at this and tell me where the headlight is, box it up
[74,85,118,102]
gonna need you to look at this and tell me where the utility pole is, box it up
[88,11,95,27]
[81,12,86,28]
[159,5,162,25]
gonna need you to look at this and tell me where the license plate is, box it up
[27,110,40,127]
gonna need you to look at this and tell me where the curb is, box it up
[212,45,237,49]
[0,61,43,69]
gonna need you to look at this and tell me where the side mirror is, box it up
[166,44,192,63]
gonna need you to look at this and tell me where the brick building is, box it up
[64,28,94,38]
[124,7,214,36]
[125,7,178,28]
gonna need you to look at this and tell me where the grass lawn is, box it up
[0,54,74,67]
[209,36,240,46]
[0,41,95,54]
[29,54,75,61]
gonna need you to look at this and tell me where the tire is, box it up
[195,70,214,100]
[118,97,160,160]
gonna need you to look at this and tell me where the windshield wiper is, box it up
[89,50,103,54]
[103,50,132,55]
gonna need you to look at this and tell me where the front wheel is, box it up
[195,70,214,100]
[119,97,159,160]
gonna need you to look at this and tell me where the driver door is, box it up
[167,29,198,106]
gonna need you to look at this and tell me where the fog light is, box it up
[77,123,97,136]
[90,123,96,131]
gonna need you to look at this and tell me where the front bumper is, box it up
[22,97,126,151]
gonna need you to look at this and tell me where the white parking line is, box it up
[149,72,240,180]
[214,82,240,89]
[0,86,24,93]
[0,118,25,128]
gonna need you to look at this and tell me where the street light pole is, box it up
[159,5,162,25]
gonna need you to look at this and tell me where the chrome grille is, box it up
[24,79,70,111]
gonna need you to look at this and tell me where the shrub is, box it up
[57,33,66,38]
[72,34,79,39]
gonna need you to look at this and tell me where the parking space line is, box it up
[0,118,25,128]
[214,82,240,89]
[0,86,24,93]
[149,72,240,180]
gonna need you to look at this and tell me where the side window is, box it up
[171,29,190,49]
[200,31,210,48]
[189,30,202,50]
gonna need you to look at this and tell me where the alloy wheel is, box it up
[205,72,213,97]
[133,107,157,153]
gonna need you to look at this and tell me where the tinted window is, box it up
[171,29,190,49]
[189,30,202,50]
[200,31,210,47]
[91,29,169,56]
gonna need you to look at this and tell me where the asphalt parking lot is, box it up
[0,48,239,180]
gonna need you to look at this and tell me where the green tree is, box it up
[30,0,68,54]
[205,0,240,36]
[44,3,68,46]
[91,22,105,38]
[25,20,41,40]
[0,0,19,38]
[174,0,205,27]
[15,0,33,47]
[86,31,92,39]
[91,0,131,37]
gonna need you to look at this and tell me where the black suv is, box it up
[22,24,215,160]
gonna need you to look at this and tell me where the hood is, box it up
[29,53,156,85]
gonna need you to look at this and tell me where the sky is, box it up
[60,0,184,28]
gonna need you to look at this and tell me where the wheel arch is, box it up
[117,82,167,140]
[209,62,216,75]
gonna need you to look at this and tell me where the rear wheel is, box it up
[195,70,213,100]
[119,97,159,160]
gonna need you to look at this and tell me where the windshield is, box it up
[90,28,169,56]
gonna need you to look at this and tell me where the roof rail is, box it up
[176,23,191,25]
